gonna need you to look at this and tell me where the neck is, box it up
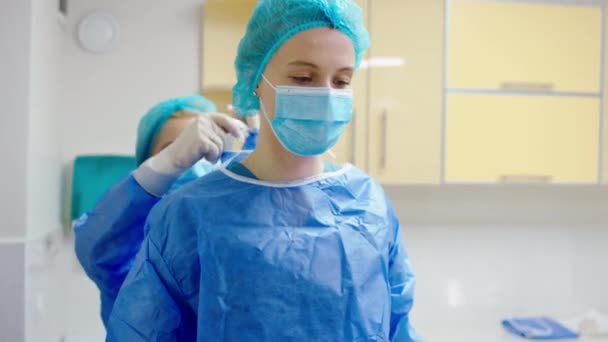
[241,128,324,182]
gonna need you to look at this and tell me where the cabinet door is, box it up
[201,0,255,90]
[445,95,600,183]
[329,0,369,168]
[448,1,602,93]
[604,92,608,184]
[604,40,608,185]
[202,89,232,114]
[367,0,444,184]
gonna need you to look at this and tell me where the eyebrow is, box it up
[287,60,354,72]
[287,60,318,69]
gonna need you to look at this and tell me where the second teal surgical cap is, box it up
[135,95,217,166]
[232,0,371,117]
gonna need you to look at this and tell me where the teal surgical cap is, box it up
[232,0,370,117]
[135,95,217,166]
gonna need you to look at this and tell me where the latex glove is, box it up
[134,114,247,196]
[150,113,247,173]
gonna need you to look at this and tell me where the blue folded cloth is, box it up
[502,317,579,340]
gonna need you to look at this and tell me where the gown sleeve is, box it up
[74,174,160,326]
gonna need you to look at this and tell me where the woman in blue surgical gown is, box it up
[74,95,255,326]
[107,0,422,341]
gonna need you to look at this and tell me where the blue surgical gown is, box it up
[107,159,421,341]
[74,175,160,326]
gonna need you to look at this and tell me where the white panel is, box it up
[0,243,25,342]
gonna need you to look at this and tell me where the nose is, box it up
[319,77,333,88]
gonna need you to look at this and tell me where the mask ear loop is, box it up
[261,74,277,90]
[258,93,271,124]
[256,74,273,122]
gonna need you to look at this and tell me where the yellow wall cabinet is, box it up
[445,95,600,183]
[448,1,602,93]
[333,0,444,184]
[366,0,444,184]
[201,0,255,107]
[604,108,608,184]
[330,0,370,169]
[446,0,605,184]
[332,0,603,185]
[604,23,608,185]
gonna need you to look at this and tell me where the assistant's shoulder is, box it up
[147,169,236,225]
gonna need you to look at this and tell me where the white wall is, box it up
[60,0,203,163]
[0,0,31,340]
[1,0,66,340]
[25,0,70,341]
[0,0,31,240]
[23,1,204,340]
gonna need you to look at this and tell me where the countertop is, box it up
[416,321,608,342]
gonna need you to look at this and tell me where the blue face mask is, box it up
[260,75,353,156]
[167,159,215,194]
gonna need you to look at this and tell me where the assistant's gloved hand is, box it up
[134,114,247,196]
[149,113,247,172]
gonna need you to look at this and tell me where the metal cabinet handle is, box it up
[381,109,388,169]
[499,174,553,183]
[500,82,555,92]
[351,110,357,164]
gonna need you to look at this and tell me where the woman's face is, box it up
[150,112,196,156]
[257,27,356,119]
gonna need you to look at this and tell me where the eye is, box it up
[333,79,351,88]
[290,76,313,85]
